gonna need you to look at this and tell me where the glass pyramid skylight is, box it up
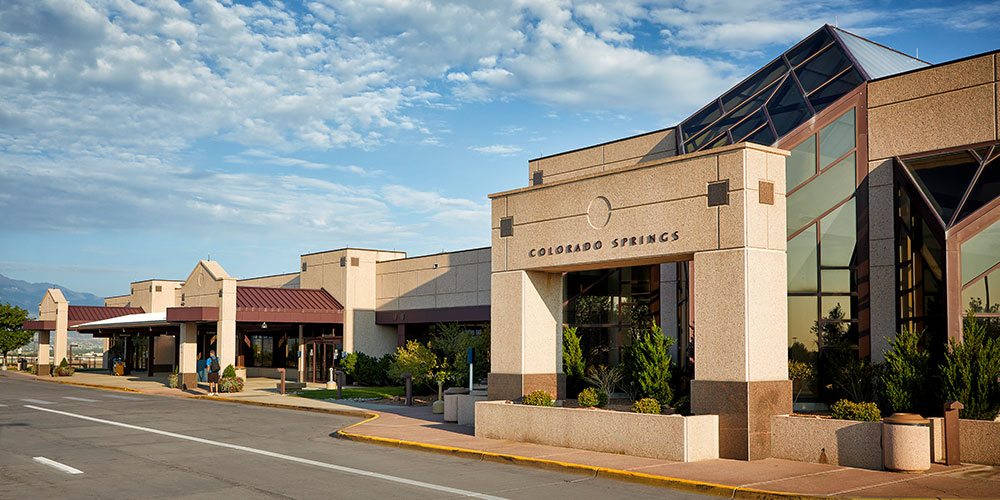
[677,25,929,155]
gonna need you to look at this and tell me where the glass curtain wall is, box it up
[896,184,946,343]
[785,107,859,402]
[563,265,659,369]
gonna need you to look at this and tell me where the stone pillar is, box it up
[52,299,68,368]
[297,325,305,383]
[178,323,198,389]
[691,247,791,461]
[37,331,51,376]
[217,277,237,372]
[659,262,680,360]
[487,270,564,400]
[397,324,406,347]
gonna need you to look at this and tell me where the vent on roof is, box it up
[351,257,360,267]
[155,285,162,292]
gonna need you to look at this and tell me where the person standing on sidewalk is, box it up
[206,350,221,396]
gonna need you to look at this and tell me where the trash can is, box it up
[882,413,931,472]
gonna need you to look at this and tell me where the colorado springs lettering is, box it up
[528,231,679,258]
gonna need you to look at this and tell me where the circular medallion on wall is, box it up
[587,196,612,229]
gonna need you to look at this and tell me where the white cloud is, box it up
[470,144,523,156]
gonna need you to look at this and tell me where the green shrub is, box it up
[343,351,396,386]
[223,364,237,378]
[522,390,554,406]
[54,358,74,377]
[941,313,1000,420]
[879,327,933,415]
[167,369,179,389]
[622,322,674,404]
[430,323,490,386]
[562,326,585,394]
[219,375,244,393]
[830,399,881,422]
[340,352,358,378]
[632,397,661,414]
[388,341,437,387]
[577,387,607,408]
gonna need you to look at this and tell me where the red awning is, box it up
[68,306,144,326]
[236,286,343,324]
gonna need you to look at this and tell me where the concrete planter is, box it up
[474,400,718,462]
[771,415,883,470]
[882,413,931,472]
[960,419,1000,465]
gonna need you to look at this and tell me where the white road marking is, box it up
[63,397,100,403]
[21,398,55,405]
[0,403,7,407]
[33,456,84,474]
[25,405,507,499]
[103,394,141,400]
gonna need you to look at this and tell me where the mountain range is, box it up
[0,273,103,315]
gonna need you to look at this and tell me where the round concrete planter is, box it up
[882,413,931,472]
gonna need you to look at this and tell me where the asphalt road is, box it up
[0,376,711,499]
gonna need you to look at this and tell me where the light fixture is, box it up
[261,322,268,329]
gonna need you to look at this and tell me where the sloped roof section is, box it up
[236,286,343,311]
[833,27,929,80]
[68,305,144,323]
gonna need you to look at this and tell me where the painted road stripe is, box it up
[25,405,506,500]
[63,397,100,403]
[0,403,7,407]
[21,398,55,405]
[103,394,141,400]
[33,456,84,474]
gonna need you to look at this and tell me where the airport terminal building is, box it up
[25,26,1000,454]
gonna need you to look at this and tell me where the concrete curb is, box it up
[335,425,837,500]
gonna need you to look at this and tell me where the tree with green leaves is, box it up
[562,326,585,394]
[622,321,675,404]
[879,326,933,415]
[1,302,34,367]
[940,312,1000,420]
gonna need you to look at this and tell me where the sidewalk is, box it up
[7,370,999,499]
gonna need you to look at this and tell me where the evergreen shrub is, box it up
[878,327,933,415]
[632,397,661,414]
[562,326,585,395]
[577,387,607,408]
[622,322,674,404]
[941,313,1000,420]
[830,399,881,422]
[522,390,554,406]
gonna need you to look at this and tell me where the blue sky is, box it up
[1,0,998,298]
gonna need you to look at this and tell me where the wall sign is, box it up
[528,231,680,258]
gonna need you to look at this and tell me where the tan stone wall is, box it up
[475,400,718,462]
[868,53,999,161]
[494,143,787,274]
[104,295,130,308]
[127,280,182,312]
[530,128,676,184]
[960,419,1000,465]
[178,262,229,308]
[375,248,491,311]
[238,273,300,288]
[300,249,406,356]
[771,415,883,470]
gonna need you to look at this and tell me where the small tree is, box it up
[940,313,1000,420]
[622,321,674,404]
[879,327,933,415]
[0,302,34,367]
[388,341,437,388]
[562,326,585,394]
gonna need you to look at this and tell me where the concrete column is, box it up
[690,247,792,461]
[52,299,68,368]
[217,277,237,373]
[296,325,305,383]
[487,270,564,400]
[867,159,897,362]
[178,323,198,389]
[396,324,406,347]
[37,331,51,376]
[659,262,680,360]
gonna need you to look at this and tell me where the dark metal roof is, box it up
[236,286,343,311]
[67,305,144,323]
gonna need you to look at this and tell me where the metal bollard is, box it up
[944,400,964,465]
[403,373,413,406]
[277,368,286,395]
[334,370,344,399]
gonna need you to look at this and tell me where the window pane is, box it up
[787,28,834,67]
[787,135,816,190]
[788,226,818,293]
[819,108,855,169]
[905,151,979,225]
[787,153,856,236]
[721,58,788,112]
[821,270,851,293]
[795,45,853,94]
[962,267,999,312]
[809,67,864,113]
[820,198,857,267]
[731,108,768,143]
[744,124,776,146]
[788,296,819,356]
[822,296,852,320]
[961,218,1000,285]
[957,159,1000,221]
[681,102,722,141]
[706,132,730,150]
[767,77,811,137]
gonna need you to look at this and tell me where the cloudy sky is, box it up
[1,0,998,297]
